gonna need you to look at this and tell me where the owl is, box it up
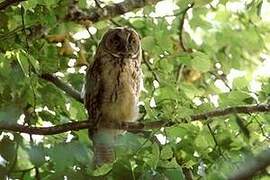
[84,27,142,166]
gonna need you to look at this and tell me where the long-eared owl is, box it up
[84,27,142,166]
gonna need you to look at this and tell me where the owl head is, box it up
[99,27,141,58]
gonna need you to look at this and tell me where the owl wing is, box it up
[85,58,116,165]
[84,59,101,125]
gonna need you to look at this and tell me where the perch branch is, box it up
[40,73,83,103]
[0,104,270,135]
[229,148,270,180]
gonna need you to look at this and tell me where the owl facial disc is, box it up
[102,27,141,58]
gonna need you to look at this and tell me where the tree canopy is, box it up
[0,0,270,179]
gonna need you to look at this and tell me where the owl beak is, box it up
[118,44,129,58]
[124,44,129,53]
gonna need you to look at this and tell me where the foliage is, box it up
[0,0,270,179]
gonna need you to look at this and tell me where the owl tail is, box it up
[92,128,118,166]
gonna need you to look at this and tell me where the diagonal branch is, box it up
[66,0,163,23]
[1,0,164,40]
[0,0,26,10]
[229,148,270,180]
[0,103,270,135]
[40,73,83,103]
[178,3,194,52]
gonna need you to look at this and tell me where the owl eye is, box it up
[129,36,136,44]
[112,40,120,46]
[111,35,120,46]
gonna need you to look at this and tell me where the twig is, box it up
[229,148,270,180]
[85,26,98,46]
[40,73,83,103]
[207,124,225,159]
[142,50,160,82]
[21,6,38,110]
[209,71,232,91]
[176,64,185,84]
[20,6,29,50]
[178,3,194,52]
[0,104,270,135]
[0,0,26,10]
[94,0,102,9]
[109,19,123,27]
[175,3,194,85]
[254,116,270,140]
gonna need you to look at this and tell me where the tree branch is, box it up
[66,0,163,23]
[0,104,270,135]
[178,3,194,52]
[0,0,26,10]
[142,50,160,82]
[40,73,83,103]
[228,148,270,180]
[1,0,164,41]
[182,167,194,180]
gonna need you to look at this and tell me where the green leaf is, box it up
[92,163,113,176]
[0,136,17,162]
[22,51,40,73]
[146,143,160,169]
[132,20,145,29]
[112,159,133,179]
[40,45,59,73]
[191,52,211,72]
[160,145,173,160]
[163,167,184,180]
[142,36,155,52]
[195,128,215,150]
[17,146,33,170]
[194,0,212,6]
[0,106,22,124]
[22,0,38,10]
[232,76,249,90]
[16,51,29,77]
[219,90,252,107]
[180,83,204,99]
[78,0,87,9]
[27,145,46,167]
[69,99,87,120]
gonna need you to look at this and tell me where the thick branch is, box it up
[40,73,83,103]
[0,121,90,135]
[229,148,270,180]
[0,0,26,10]
[0,104,270,135]
[1,0,163,41]
[66,0,163,23]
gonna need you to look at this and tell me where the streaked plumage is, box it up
[84,27,142,165]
